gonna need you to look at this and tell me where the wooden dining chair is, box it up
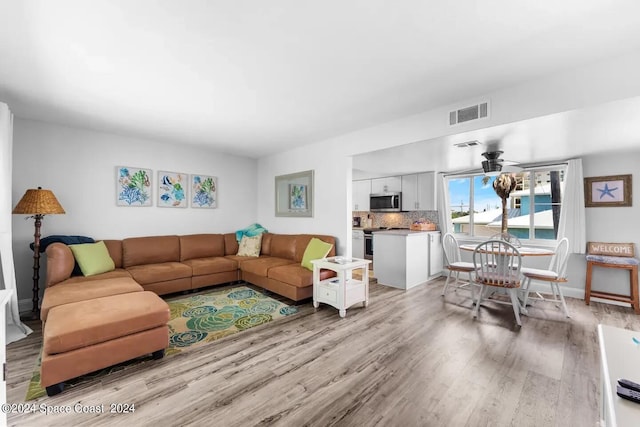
[472,239,523,326]
[487,232,521,269]
[520,237,571,317]
[442,233,477,299]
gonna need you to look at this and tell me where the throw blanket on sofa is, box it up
[30,235,95,252]
[235,224,268,242]
[32,235,95,276]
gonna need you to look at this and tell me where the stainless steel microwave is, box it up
[370,192,402,212]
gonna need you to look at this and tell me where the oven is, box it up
[364,233,373,260]
[364,228,382,260]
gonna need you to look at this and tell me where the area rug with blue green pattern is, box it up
[25,285,298,400]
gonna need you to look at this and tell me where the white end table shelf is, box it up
[311,257,372,318]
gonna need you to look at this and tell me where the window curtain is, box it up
[558,158,586,253]
[0,103,32,343]
[437,173,452,235]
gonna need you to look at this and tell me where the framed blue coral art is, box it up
[116,166,152,206]
[190,174,217,208]
[158,171,188,208]
[289,184,307,210]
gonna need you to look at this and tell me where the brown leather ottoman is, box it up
[41,291,170,396]
[40,276,144,322]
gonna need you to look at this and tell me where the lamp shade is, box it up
[12,187,65,215]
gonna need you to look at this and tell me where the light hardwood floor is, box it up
[6,279,640,427]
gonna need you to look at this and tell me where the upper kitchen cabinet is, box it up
[352,179,371,211]
[402,172,436,211]
[371,176,402,194]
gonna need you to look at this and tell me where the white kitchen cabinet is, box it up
[373,230,442,289]
[427,231,443,277]
[401,174,419,211]
[352,180,371,211]
[401,172,436,211]
[371,176,401,194]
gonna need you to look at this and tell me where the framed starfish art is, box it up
[584,174,632,207]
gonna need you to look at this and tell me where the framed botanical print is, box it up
[289,184,307,210]
[275,170,313,217]
[191,174,217,208]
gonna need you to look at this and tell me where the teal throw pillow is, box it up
[301,238,333,271]
[68,241,116,276]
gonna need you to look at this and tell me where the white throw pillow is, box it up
[237,235,262,257]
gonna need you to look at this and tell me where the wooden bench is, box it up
[584,242,640,314]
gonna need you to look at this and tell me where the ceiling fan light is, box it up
[482,159,503,174]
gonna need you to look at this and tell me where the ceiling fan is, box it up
[481,150,522,175]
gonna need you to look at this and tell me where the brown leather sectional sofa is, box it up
[43,232,337,315]
[39,232,336,396]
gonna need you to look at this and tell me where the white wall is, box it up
[12,119,257,308]
[576,149,640,299]
[257,150,353,256]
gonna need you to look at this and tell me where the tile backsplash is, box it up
[353,211,439,229]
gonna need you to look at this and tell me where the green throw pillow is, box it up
[301,238,333,271]
[68,241,116,276]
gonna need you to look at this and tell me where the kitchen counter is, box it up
[373,229,433,236]
[373,231,443,289]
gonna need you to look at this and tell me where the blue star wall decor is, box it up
[597,183,618,199]
[585,174,631,207]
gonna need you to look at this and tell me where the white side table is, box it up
[311,257,372,318]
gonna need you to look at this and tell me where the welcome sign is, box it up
[587,242,635,257]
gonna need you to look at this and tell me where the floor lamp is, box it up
[12,187,65,320]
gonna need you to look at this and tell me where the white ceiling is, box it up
[2,1,640,159]
[353,95,640,177]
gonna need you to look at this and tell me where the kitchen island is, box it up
[373,230,442,290]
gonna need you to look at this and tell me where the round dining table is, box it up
[459,243,554,257]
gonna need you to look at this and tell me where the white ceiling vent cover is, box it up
[449,101,489,126]
[453,140,481,148]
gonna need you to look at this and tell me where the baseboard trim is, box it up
[18,298,32,315]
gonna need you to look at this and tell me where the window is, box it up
[447,166,566,241]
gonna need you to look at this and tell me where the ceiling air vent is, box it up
[453,140,481,148]
[449,101,489,126]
